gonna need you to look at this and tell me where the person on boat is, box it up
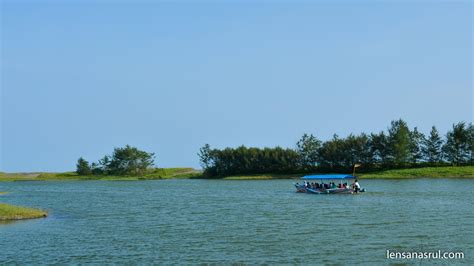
[353,179,361,193]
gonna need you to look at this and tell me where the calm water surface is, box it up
[1,179,473,264]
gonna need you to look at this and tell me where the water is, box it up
[1,179,473,264]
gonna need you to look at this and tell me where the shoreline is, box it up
[0,166,472,181]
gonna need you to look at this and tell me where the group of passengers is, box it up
[303,181,349,190]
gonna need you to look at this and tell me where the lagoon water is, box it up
[1,179,473,264]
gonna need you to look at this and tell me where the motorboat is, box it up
[294,174,365,194]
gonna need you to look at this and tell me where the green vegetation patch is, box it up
[0,168,202,182]
[0,203,47,221]
[223,173,301,180]
[359,166,474,179]
[143,168,202,179]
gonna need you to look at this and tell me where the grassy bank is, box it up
[358,166,474,179]
[0,203,47,221]
[1,166,472,181]
[223,173,303,180]
[0,168,202,182]
[218,166,474,180]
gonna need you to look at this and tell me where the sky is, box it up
[1,0,472,172]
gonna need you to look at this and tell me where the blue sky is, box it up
[1,1,472,172]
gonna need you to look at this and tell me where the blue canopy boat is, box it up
[294,174,365,194]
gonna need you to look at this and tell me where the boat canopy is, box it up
[302,174,355,180]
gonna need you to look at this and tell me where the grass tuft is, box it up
[0,203,47,221]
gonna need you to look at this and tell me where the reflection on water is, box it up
[0,179,473,264]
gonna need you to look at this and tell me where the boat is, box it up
[294,174,366,194]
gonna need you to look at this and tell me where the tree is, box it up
[296,133,321,171]
[318,134,346,170]
[198,145,300,177]
[197,119,472,178]
[409,127,426,164]
[469,123,474,164]
[198,144,214,169]
[443,122,471,165]
[424,126,443,164]
[345,133,373,166]
[107,145,155,175]
[76,157,91,175]
[388,119,411,166]
[370,131,390,166]
[98,155,111,175]
[91,162,103,175]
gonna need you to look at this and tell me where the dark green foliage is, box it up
[469,123,474,164]
[199,120,473,178]
[318,134,373,172]
[198,144,213,169]
[107,145,155,175]
[77,145,155,176]
[409,127,426,164]
[370,131,391,166]
[76,157,91,175]
[388,119,411,166]
[201,145,299,177]
[424,126,443,163]
[318,134,347,170]
[443,122,472,165]
[346,133,374,166]
[90,162,103,175]
[296,133,321,171]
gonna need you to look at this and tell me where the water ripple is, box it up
[0,179,473,264]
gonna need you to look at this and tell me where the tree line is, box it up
[76,145,155,176]
[198,120,473,178]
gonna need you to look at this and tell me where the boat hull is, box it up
[295,184,364,194]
